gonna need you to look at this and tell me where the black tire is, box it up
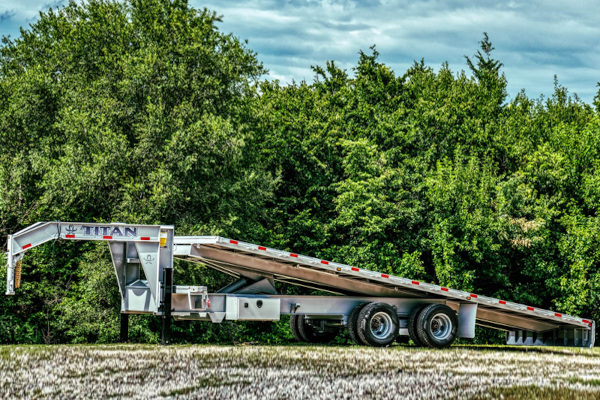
[347,303,368,345]
[297,315,337,343]
[416,304,458,348]
[356,302,399,347]
[290,314,304,342]
[408,304,427,347]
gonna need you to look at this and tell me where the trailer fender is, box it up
[458,303,477,339]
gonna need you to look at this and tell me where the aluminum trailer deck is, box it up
[5,222,595,348]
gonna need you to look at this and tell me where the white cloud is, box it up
[1,0,598,102]
[197,0,600,102]
[0,0,66,39]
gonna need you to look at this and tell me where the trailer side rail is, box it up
[174,236,593,331]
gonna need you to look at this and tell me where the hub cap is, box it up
[370,311,394,339]
[430,313,452,340]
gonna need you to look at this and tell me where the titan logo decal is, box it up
[81,226,138,237]
[143,255,155,265]
[65,225,77,235]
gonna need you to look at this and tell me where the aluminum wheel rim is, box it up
[370,311,394,339]
[430,313,452,340]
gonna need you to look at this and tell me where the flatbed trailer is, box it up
[5,222,595,348]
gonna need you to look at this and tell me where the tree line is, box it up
[0,0,598,344]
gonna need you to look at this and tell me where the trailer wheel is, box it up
[289,315,305,342]
[347,303,368,345]
[408,304,427,347]
[297,315,337,343]
[357,302,399,347]
[416,304,458,348]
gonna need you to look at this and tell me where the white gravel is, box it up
[0,344,599,399]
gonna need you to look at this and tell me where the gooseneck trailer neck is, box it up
[5,221,595,348]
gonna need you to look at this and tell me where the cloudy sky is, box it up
[1,0,599,103]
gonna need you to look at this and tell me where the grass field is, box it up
[0,344,599,399]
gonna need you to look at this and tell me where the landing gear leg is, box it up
[120,313,129,343]
[161,267,173,345]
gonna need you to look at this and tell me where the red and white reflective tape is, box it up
[22,243,32,250]
[216,236,593,328]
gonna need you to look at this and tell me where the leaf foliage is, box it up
[0,1,599,344]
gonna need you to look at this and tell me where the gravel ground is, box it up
[0,344,599,399]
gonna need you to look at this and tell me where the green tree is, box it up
[2,16,599,346]
[0,0,274,343]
